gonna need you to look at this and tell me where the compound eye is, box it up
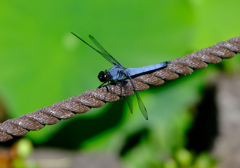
[98,71,107,82]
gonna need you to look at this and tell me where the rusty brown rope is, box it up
[0,37,240,142]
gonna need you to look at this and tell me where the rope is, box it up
[0,37,240,142]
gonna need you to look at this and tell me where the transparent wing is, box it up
[125,74,148,120]
[71,32,106,57]
[89,35,124,68]
[89,35,111,56]
[126,96,133,114]
[135,90,148,120]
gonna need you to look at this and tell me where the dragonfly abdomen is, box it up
[126,61,170,77]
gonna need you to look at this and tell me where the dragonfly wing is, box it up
[71,32,124,68]
[71,32,106,56]
[135,90,148,120]
[89,35,124,68]
[126,96,133,114]
[125,73,148,120]
[89,35,111,56]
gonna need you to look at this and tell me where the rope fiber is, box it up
[0,37,240,142]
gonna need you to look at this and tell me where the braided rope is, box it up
[1,37,240,142]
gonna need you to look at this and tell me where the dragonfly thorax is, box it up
[108,67,127,81]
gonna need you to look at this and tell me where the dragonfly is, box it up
[71,32,170,120]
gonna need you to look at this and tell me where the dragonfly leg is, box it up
[107,81,112,93]
[98,82,107,88]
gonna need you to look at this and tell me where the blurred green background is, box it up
[1,0,240,167]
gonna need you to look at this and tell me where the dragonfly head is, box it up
[98,70,109,82]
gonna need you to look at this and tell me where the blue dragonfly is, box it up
[71,32,170,120]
